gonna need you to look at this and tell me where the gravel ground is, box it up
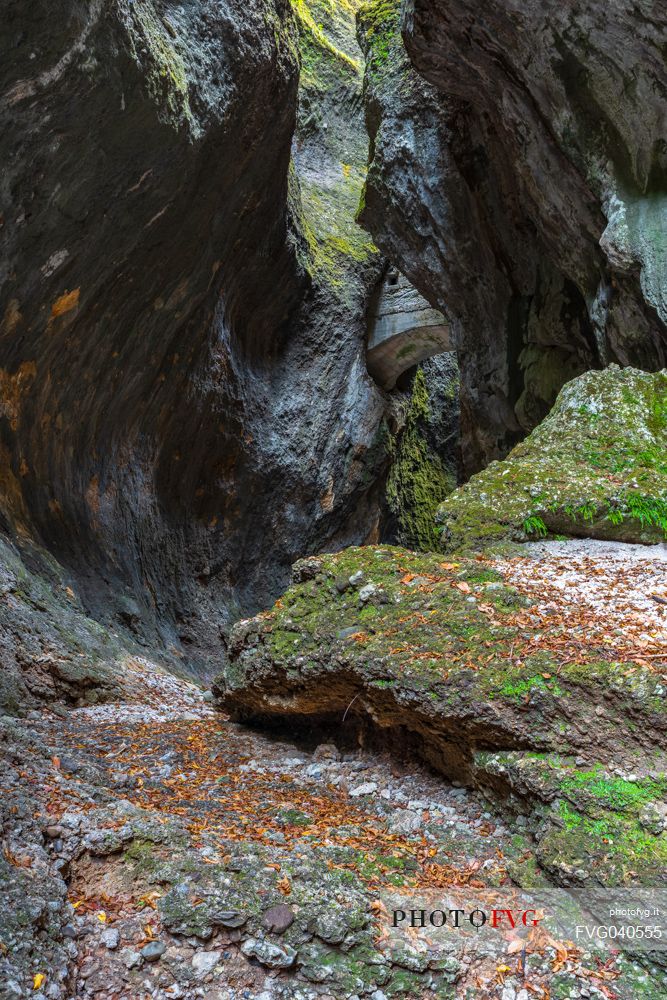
[499,539,667,668]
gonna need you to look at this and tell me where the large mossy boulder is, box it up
[437,366,667,551]
[214,545,667,885]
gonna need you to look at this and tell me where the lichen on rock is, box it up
[437,365,667,551]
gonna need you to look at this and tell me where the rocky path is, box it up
[2,543,667,1000]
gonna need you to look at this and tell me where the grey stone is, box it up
[141,940,167,962]
[240,938,297,968]
[389,810,423,834]
[121,948,143,969]
[349,782,377,797]
[292,557,324,583]
[211,909,247,929]
[100,927,120,950]
[313,743,341,761]
[366,270,449,390]
[307,911,350,945]
[358,0,667,471]
[191,949,222,977]
[163,986,185,999]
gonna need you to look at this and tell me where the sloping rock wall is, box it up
[0,0,390,688]
[357,0,667,470]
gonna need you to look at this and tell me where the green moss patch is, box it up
[476,751,667,885]
[358,0,403,84]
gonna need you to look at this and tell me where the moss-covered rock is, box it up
[358,0,403,85]
[437,366,667,550]
[475,751,667,886]
[291,0,380,300]
[214,544,666,885]
[386,367,458,551]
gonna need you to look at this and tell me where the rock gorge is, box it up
[359,0,667,467]
[1,2,667,996]
[1,0,388,703]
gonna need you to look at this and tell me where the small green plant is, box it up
[575,501,598,521]
[624,494,667,534]
[522,514,547,537]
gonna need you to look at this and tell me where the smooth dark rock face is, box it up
[0,0,390,689]
[358,0,667,471]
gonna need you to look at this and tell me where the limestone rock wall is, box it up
[2,0,665,700]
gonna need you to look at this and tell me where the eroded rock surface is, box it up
[0,0,392,689]
[4,0,664,704]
